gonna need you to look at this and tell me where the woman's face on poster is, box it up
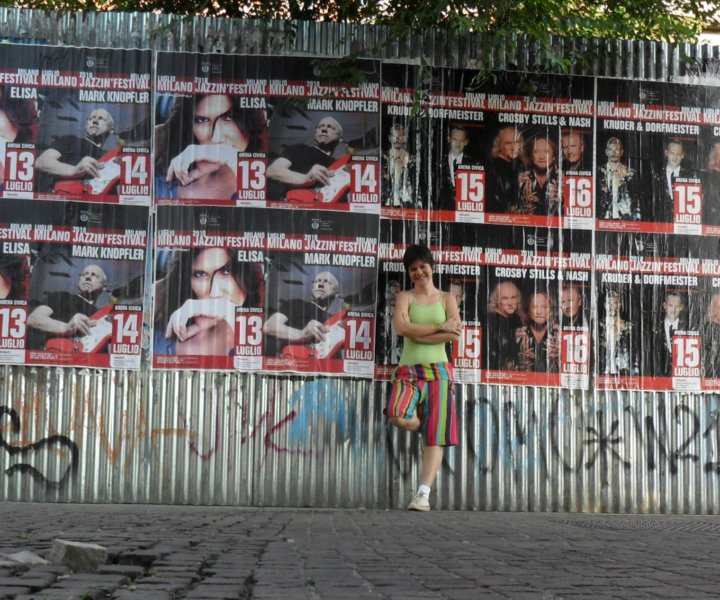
[190,248,247,306]
[0,268,11,299]
[192,95,250,151]
[0,108,18,142]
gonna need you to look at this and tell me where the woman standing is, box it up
[386,244,462,511]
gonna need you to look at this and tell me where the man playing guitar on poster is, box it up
[263,271,344,359]
[27,264,110,352]
[35,108,118,196]
[266,116,351,204]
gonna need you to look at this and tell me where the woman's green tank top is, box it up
[399,298,448,366]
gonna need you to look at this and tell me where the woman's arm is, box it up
[394,291,462,342]
[413,292,462,344]
[393,291,438,339]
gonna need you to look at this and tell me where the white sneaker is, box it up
[407,491,431,512]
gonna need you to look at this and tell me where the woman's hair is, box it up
[155,94,267,171]
[523,134,557,169]
[157,248,264,322]
[527,290,553,311]
[0,254,29,300]
[0,87,37,144]
[402,244,434,272]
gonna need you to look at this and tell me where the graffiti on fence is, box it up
[4,374,720,497]
[0,376,355,490]
[0,406,78,487]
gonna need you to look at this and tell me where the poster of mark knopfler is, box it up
[153,205,379,376]
[155,52,381,212]
[380,66,595,228]
[482,226,592,389]
[375,219,485,382]
[0,199,147,369]
[596,78,720,236]
[0,44,151,205]
[596,231,720,391]
[263,210,378,377]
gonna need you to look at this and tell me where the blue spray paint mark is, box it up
[286,379,355,446]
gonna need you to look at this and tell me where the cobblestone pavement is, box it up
[0,503,720,598]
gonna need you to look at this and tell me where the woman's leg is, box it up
[388,415,421,432]
[386,376,421,432]
[419,445,444,488]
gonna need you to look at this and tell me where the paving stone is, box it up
[3,504,720,599]
[0,575,57,593]
[27,566,70,576]
[47,540,108,573]
[49,573,128,591]
[112,590,173,600]
[183,586,246,599]
[95,565,145,578]
[116,551,164,567]
[16,591,107,600]
[0,585,33,596]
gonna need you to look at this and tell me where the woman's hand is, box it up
[165,298,236,342]
[167,143,238,186]
[438,317,463,336]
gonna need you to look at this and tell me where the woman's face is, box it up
[407,260,433,286]
[0,268,11,299]
[193,95,249,150]
[0,108,18,142]
[191,248,247,306]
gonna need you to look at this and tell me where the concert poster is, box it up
[481,226,591,389]
[155,52,381,212]
[596,231,720,391]
[262,209,379,377]
[0,199,148,369]
[153,205,267,370]
[380,66,595,229]
[154,205,379,376]
[596,78,720,236]
[0,44,151,205]
[374,219,485,383]
[375,218,416,380]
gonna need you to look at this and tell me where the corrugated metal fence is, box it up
[1,7,720,512]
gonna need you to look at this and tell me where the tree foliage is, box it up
[6,0,718,71]
[13,0,714,42]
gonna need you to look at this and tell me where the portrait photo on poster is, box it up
[152,204,267,370]
[15,200,148,369]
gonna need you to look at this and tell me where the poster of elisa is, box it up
[0,44,151,205]
[154,52,381,212]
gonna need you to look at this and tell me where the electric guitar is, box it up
[45,304,114,354]
[53,146,122,197]
[286,155,352,204]
[282,310,346,360]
